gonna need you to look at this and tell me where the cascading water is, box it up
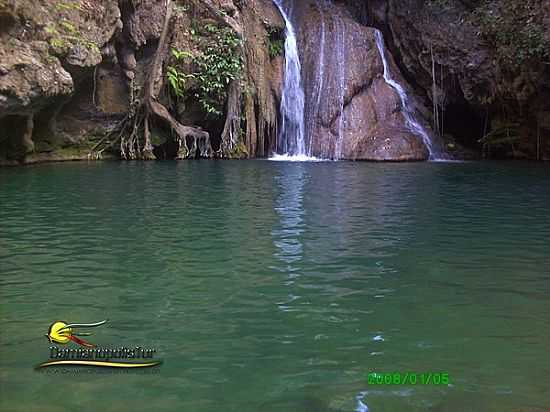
[374,30,443,160]
[301,0,347,160]
[335,18,347,159]
[271,1,444,161]
[306,0,326,158]
[272,0,307,158]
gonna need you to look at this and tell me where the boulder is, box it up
[292,0,431,160]
[0,40,73,115]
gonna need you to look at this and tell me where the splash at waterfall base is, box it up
[274,0,436,161]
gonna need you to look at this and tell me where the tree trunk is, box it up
[136,0,211,160]
[219,79,242,156]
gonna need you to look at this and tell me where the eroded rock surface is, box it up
[0,0,284,164]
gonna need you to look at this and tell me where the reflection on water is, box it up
[272,163,307,273]
[0,161,550,412]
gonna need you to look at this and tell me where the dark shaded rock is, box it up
[363,0,550,159]
[95,67,129,114]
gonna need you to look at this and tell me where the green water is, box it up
[1,161,549,412]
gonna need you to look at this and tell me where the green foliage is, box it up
[204,23,218,33]
[55,1,82,12]
[470,0,550,66]
[167,66,195,97]
[167,25,242,117]
[49,37,68,51]
[150,128,168,146]
[425,0,549,67]
[266,26,284,59]
[194,26,242,116]
[171,48,193,60]
[166,49,195,98]
[45,17,99,55]
[45,25,59,35]
[167,66,185,97]
[174,3,189,13]
[268,38,283,59]
[228,141,248,159]
[60,20,78,35]
[478,122,521,147]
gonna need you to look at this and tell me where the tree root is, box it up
[218,79,242,157]
[150,100,211,159]
[93,0,213,161]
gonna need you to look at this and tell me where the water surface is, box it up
[1,161,549,411]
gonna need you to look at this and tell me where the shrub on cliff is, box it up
[167,23,242,118]
[471,0,550,67]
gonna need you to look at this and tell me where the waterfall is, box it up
[335,19,347,159]
[374,30,442,160]
[307,0,326,158]
[272,0,307,158]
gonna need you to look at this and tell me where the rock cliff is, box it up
[0,0,548,164]
[0,0,284,164]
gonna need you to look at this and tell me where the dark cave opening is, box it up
[0,115,28,159]
[199,116,224,153]
[149,113,221,160]
[148,117,177,160]
[153,138,179,160]
[0,10,17,35]
[441,100,486,150]
[171,95,224,155]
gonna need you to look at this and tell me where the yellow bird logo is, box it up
[46,320,107,348]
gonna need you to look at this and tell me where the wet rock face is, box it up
[293,0,429,160]
[340,78,429,160]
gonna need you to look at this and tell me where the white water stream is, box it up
[272,0,309,159]
[374,29,442,160]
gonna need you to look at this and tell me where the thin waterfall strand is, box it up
[335,20,347,159]
[272,0,306,157]
[374,30,440,160]
[308,0,326,157]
